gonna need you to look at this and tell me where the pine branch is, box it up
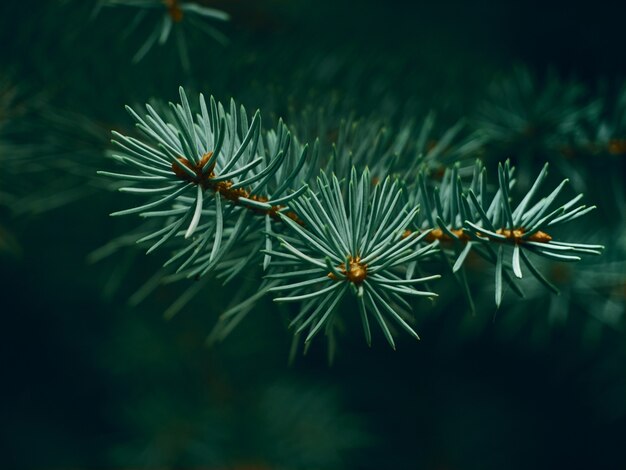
[267,169,439,349]
[411,159,603,307]
[100,87,604,347]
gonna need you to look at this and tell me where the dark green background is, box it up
[1,1,625,468]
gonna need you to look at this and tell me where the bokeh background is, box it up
[1,1,626,469]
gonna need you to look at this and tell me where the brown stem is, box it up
[173,154,553,283]
[172,153,304,224]
[402,227,552,244]
[164,0,184,22]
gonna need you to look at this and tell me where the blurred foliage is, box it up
[1,0,626,469]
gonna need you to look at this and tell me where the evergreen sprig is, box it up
[101,88,308,279]
[267,169,439,349]
[101,86,604,348]
[412,160,603,308]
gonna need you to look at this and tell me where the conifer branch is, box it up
[100,87,604,346]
